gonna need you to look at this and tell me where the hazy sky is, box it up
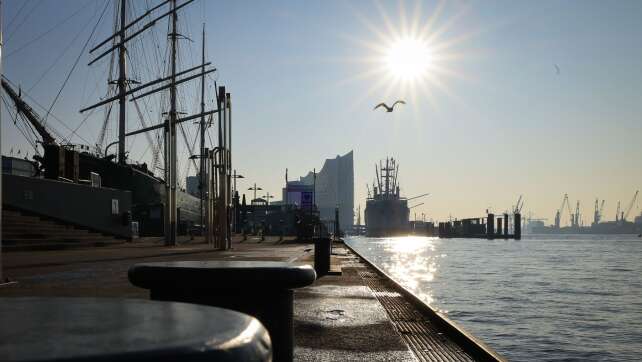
[2,0,641,224]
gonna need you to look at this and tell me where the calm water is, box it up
[346,235,642,362]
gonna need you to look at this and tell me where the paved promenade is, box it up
[0,236,483,361]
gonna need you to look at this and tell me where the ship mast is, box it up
[81,0,218,247]
[199,25,206,231]
[165,0,178,245]
[117,0,127,164]
[0,0,4,283]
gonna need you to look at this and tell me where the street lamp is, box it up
[262,192,275,206]
[248,183,262,204]
[231,169,244,195]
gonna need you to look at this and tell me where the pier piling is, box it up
[487,213,495,239]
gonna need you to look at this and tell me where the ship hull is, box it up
[364,198,410,237]
[42,145,200,236]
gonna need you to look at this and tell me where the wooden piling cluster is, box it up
[438,213,521,240]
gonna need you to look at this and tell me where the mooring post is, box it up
[514,213,521,240]
[487,214,495,240]
[503,213,509,237]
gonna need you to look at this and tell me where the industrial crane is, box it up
[572,201,581,228]
[623,190,639,222]
[513,195,524,214]
[593,199,605,226]
[554,194,570,228]
[616,201,621,222]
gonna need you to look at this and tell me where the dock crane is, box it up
[554,194,570,228]
[572,201,581,228]
[593,199,605,226]
[513,195,524,214]
[623,190,639,222]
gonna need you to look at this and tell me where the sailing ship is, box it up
[1,1,226,240]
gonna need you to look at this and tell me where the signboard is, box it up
[111,199,119,215]
[301,191,313,206]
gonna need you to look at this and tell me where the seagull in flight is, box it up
[374,100,406,112]
[554,64,560,75]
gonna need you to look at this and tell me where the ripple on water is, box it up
[346,235,642,362]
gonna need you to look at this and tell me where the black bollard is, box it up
[313,237,331,277]
[514,213,521,240]
[487,214,495,240]
[503,213,509,237]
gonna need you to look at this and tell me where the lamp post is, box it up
[263,192,274,206]
[248,183,262,205]
[231,169,244,195]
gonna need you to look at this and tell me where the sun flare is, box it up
[384,37,433,81]
[341,1,474,113]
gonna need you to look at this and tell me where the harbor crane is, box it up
[572,201,581,228]
[513,195,524,214]
[593,199,605,226]
[554,193,570,228]
[623,190,639,222]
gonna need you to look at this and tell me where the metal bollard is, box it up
[313,237,331,277]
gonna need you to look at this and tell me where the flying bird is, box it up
[554,64,560,75]
[374,100,406,112]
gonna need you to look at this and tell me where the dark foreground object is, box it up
[313,237,331,277]
[0,297,271,362]
[129,261,316,362]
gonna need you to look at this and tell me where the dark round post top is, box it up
[0,297,271,362]
[129,261,316,291]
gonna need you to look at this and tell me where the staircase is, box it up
[2,209,125,251]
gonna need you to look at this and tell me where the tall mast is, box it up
[165,0,178,245]
[199,24,205,230]
[385,158,390,196]
[117,0,127,164]
[0,0,4,283]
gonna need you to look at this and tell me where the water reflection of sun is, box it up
[383,236,441,308]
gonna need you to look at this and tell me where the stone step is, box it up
[2,240,125,252]
[2,232,111,240]
[3,236,118,245]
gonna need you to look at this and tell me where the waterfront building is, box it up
[185,173,208,198]
[284,151,354,231]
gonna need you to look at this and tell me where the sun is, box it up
[384,37,434,81]
[339,1,475,112]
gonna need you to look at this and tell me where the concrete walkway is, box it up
[0,236,480,361]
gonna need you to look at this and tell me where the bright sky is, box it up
[2,0,641,224]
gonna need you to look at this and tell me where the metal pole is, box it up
[199,24,206,232]
[0,0,4,283]
[217,86,226,249]
[313,168,316,209]
[226,93,232,247]
[117,0,127,165]
[165,0,178,246]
